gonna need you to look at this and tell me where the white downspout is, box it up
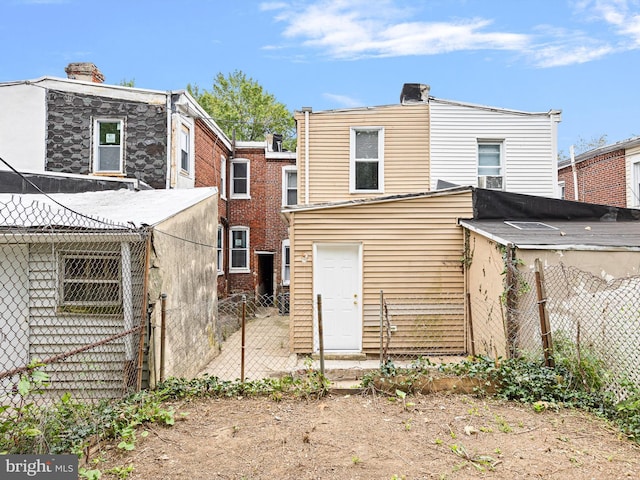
[570,145,578,201]
[303,107,311,204]
[165,93,172,189]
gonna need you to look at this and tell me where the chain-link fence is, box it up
[467,261,640,401]
[201,292,301,381]
[0,195,148,404]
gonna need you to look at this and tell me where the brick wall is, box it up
[558,148,627,207]
[227,147,295,295]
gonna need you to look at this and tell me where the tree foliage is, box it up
[188,70,296,150]
[558,134,608,161]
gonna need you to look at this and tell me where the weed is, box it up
[351,455,361,465]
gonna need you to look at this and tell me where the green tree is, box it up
[558,134,608,161]
[118,78,135,87]
[188,70,296,151]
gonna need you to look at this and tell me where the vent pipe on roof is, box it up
[400,83,430,103]
[64,62,105,83]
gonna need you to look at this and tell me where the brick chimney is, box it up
[64,62,105,83]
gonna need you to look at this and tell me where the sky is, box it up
[1,0,639,157]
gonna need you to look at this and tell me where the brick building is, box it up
[558,136,640,208]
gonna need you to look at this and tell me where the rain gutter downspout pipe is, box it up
[302,107,311,204]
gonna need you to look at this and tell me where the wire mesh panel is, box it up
[381,293,467,364]
[0,195,148,403]
[202,293,299,381]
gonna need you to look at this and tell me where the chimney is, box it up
[400,83,430,103]
[64,62,105,83]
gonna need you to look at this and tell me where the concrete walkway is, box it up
[199,307,463,387]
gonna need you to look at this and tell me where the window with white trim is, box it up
[633,162,640,207]
[230,227,249,271]
[558,181,565,199]
[477,141,504,190]
[59,252,121,307]
[281,239,290,286]
[220,156,227,200]
[350,127,384,192]
[94,119,124,174]
[217,224,224,275]
[282,166,297,206]
[231,159,250,198]
[180,124,191,173]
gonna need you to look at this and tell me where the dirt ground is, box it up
[96,390,640,480]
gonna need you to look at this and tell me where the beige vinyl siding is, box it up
[289,190,473,354]
[296,104,430,204]
[429,100,558,196]
[28,242,144,399]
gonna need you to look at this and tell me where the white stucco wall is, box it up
[0,83,46,171]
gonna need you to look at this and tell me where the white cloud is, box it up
[266,0,640,67]
[322,93,362,108]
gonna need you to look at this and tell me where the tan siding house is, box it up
[295,103,430,204]
[284,189,474,355]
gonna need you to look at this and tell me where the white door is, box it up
[314,244,362,352]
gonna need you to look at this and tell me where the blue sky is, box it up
[1,0,639,157]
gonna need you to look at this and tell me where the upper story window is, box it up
[217,224,224,275]
[350,127,384,193]
[633,162,640,207]
[94,119,124,174]
[283,166,297,206]
[231,159,250,198]
[477,141,504,190]
[230,226,250,272]
[558,181,566,199]
[180,124,191,173]
[282,239,290,286]
[220,156,227,200]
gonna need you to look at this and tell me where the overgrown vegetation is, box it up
[364,350,640,443]
[0,360,329,464]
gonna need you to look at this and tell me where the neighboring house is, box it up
[460,189,640,358]
[294,83,561,204]
[285,84,562,356]
[224,138,296,300]
[0,62,232,191]
[0,187,219,399]
[557,136,640,208]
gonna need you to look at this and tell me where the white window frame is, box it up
[281,239,290,286]
[220,155,227,200]
[282,166,297,206]
[93,118,124,174]
[217,224,224,275]
[59,252,122,307]
[477,140,504,190]
[350,127,384,193]
[229,226,250,273]
[558,181,565,199]
[231,158,250,199]
[633,161,640,208]
[179,123,191,174]
[176,117,194,177]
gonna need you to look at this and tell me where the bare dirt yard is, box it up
[97,390,640,480]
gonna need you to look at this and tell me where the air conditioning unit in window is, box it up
[477,175,504,190]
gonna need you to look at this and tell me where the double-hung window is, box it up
[281,240,290,286]
[231,159,250,198]
[94,119,124,174]
[220,156,227,200]
[230,227,249,272]
[180,124,191,173]
[350,127,384,193]
[217,224,224,275]
[282,166,297,206]
[477,141,504,190]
